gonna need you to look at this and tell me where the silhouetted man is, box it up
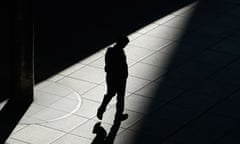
[97,36,129,121]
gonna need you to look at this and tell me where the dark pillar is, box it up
[0,0,34,143]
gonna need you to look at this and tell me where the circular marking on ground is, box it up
[19,82,82,124]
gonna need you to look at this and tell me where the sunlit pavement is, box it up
[5,1,240,143]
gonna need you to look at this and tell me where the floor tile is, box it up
[81,85,107,103]
[194,50,237,68]
[11,125,64,144]
[131,35,172,51]
[57,77,96,95]
[125,45,154,61]
[70,119,99,139]
[137,24,159,34]
[34,81,53,90]
[69,66,105,84]
[48,74,65,82]
[127,119,144,132]
[172,2,197,16]
[59,63,85,76]
[229,6,240,17]
[154,14,176,25]
[89,56,105,69]
[52,134,90,144]
[125,94,153,113]
[126,76,150,93]
[127,59,138,69]
[49,97,80,113]
[159,42,177,54]
[114,130,138,144]
[141,51,170,68]
[74,98,100,118]
[128,33,142,41]
[19,116,46,124]
[134,82,160,97]
[6,138,28,144]
[11,125,27,134]
[41,115,88,132]
[39,83,73,97]
[34,91,62,106]
[212,38,240,55]
[226,59,240,71]
[80,53,103,65]
[66,92,81,101]
[146,25,182,41]
[97,48,107,55]
[164,16,191,29]
[31,108,68,122]
[24,103,47,117]
[129,62,166,80]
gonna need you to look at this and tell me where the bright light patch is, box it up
[15,2,198,143]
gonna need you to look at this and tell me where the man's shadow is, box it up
[91,118,125,144]
[92,36,129,144]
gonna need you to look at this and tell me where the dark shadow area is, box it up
[92,122,107,144]
[129,0,240,143]
[0,0,33,143]
[92,120,124,144]
[0,4,10,103]
[97,36,129,122]
[34,0,196,83]
[0,96,33,143]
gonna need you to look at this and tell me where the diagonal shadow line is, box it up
[34,0,196,83]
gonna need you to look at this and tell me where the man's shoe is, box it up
[115,113,128,123]
[97,107,105,120]
[120,113,128,121]
[93,122,101,134]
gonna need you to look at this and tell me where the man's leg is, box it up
[97,76,116,120]
[115,78,128,121]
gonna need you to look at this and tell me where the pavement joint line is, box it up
[128,42,165,52]
[66,75,104,85]
[8,137,31,144]
[56,63,88,77]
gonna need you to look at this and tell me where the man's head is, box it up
[115,35,129,49]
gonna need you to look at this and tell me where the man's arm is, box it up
[104,48,110,72]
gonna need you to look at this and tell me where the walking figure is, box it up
[97,36,129,121]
